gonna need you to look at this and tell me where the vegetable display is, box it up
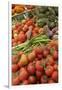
[11,4,58,85]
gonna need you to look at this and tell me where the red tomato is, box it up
[22,80,29,85]
[12,64,19,72]
[34,47,43,55]
[36,54,42,60]
[15,23,21,29]
[35,61,44,71]
[17,25,23,32]
[41,75,48,83]
[34,27,39,33]
[27,63,35,75]
[45,65,54,76]
[18,32,26,43]
[26,19,34,26]
[12,39,17,46]
[43,50,49,57]
[12,55,18,64]
[53,64,58,70]
[12,42,17,46]
[28,76,36,84]
[17,51,24,57]
[19,68,29,81]
[51,71,58,82]
[12,76,20,85]
[52,50,58,60]
[46,55,55,66]
[32,31,38,37]
[23,24,28,32]
[48,79,54,83]
[36,70,42,80]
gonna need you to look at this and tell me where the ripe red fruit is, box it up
[12,64,19,72]
[51,71,58,82]
[52,50,58,60]
[23,24,28,32]
[53,64,58,70]
[15,23,21,29]
[41,75,48,83]
[48,79,54,83]
[12,55,18,64]
[35,61,44,71]
[43,50,49,57]
[19,68,29,81]
[34,47,42,55]
[28,76,36,84]
[46,56,55,66]
[18,32,26,43]
[22,80,29,85]
[45,65,54,76]
[17,51,24,57]
[36,70,42,80]
[12,76,20,85]
[36,54,42,60]
[27,63,35,75]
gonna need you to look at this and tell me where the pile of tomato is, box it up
[12,40,58,85]
[12,18,43,46]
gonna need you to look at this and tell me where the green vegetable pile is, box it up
[32,6,58,28]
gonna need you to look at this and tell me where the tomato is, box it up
[27,63,35,75]
[32,31,38,37]
[35,61,44,71]
[51,71,58,82]
[34,27,39,33]
[12,42,17,46]
[12,55,18,64]
[18,31,26,42]
[15,23,21,29]
[12,76,20,85]
[34,47,43,55]
[43,50,49,57]
[28,51,36,62]
[45,66,54,76]
[28,76,36,84]
[12,39,15,44]
[46,55,55,66]
[48,79,54,83]
[19,68,29,81]
[17,25,23,32]
[52,50,58,60]
[12,41,17,46]
[17,51,24,57]
[41,75,48,83]
[26,19,34,26]
[23,24,28,32]
[53,64,58,70]
[36,54,42,60]
[12,64,19,72]
[22,80,29,85]
[36,70,42,80]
